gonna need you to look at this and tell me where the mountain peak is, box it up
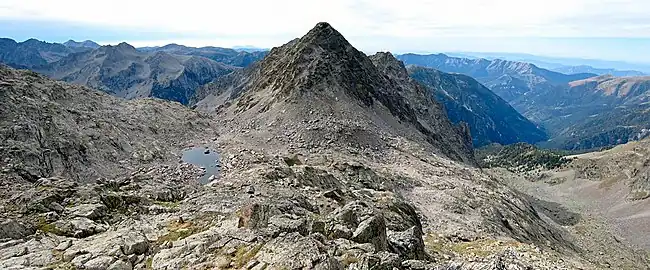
[298,22,350,51]
[193,22,476,164]
[369,52,409,79]
[64,39,101,49]
[115,42,136,51]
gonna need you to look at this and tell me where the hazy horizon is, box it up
[3,0,650,63]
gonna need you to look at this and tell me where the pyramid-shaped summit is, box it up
[192,22,475,164]
[296,22,354,53]
[236,21,387,106]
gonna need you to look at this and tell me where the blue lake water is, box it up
[181,146,220,185]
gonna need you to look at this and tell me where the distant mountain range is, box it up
[530,75,650,150]
[406,65,547,147]
[0,38,270,104]
[138,44,267,67]
[398,53,650,150]
[0,38,92,68]
[39,42,235,104]
[4,36,650,150]
[397,53,595,102]
[551,65,645,77]
[449,52,650,75]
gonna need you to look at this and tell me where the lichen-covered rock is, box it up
[238,203,275,229]
[107,259,132,270]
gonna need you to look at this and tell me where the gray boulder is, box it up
[69,204,107,220]
[84,255,115,270]
[269,214,308,236]
[121,231,149,255]
[53,217,108,238]
[352,215,388,251]
[0,219,35,240]
[108,260,132,270]
[387,226,427,260]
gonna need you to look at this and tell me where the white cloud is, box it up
[2,0,650,39]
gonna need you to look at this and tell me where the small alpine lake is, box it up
[181,146,220,185]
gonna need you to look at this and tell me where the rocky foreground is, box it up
[0,22,649,270]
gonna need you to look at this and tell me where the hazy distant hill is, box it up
[523,75,650,150]
[552,65,645,77]
[396,53,595,102]
[0,38,90,68]
[63,39,101,49]
[449,51,650,74]
[139,44,267,67]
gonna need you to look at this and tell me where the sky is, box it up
[2,0,650,63]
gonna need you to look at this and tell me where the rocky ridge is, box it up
[139,44,267,68]
[63,40,101,50]
[0,38,90,69]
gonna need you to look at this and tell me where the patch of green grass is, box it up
[146,257,153,270]
[449,239,523,258]
[233,244,263,268]
[424,233,524,259]
[449,240,497,257]
[36,217,65,236]
[157,221,204,244]
[423,233,447,254]
[153,200,180,208]
[340,253,360,267]
[44,261,75,270]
